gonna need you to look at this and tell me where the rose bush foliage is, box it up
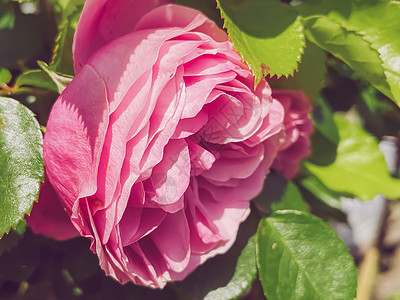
[28,0,313,288]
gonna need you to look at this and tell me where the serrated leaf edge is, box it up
[216,0,305,84]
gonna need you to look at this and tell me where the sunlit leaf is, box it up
[217,0,305,82]
[271,41,326,102]
[257,210,357,300]
[0,97,44,237]
[304,114,400,200]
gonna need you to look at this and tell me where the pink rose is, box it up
[27,0,313,288]
[272,90,314,179]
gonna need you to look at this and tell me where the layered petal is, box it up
[37,3,312,290]
[272,90,314,179]
[73,0,172,73]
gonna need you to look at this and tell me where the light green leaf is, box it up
[217,0,305,82]
[257,210,357,300]
[304,114,400,200]
[0,68,12,85]
[38,61,73,93]
[271,182,308,213]
[271,41,326,102]
[0,97,44,237]
[297,0,400,106]
[204,235,257,300]
[16,69,58,92]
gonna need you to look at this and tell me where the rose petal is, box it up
[44,65,109,211]
[73,0,172,73]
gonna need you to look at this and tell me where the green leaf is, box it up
[257,210,357,300]
[177,0,224,27]
[271,41,326,102]
[0,68,12,85]
[296,0,400,106]
[38,61,73,93]
[312,97,339,144]
[47,0,84,71]
[301,176,342,210]
[304,114,400,200]
[271,182,307,213]
[217,0,305,82]
[0,10,15,30]
[50,0,84,19]
[204,235,257,300]
[0,97,44,237]
[253,172,307,215]
[174,210,260,300]
[16,69,59,92]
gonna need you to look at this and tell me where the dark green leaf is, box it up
[0,68,12,85]
[297,0,400,106]
[16,69,59,92]
[304,115,400,200]
[253,172,307,215]
[0,10,15,30]
[0,230,38,282]
[0,97,44,237]
[312,96,339,144]
[174,210,260,300]
[301,176,342,210]
[175,0,224,27]
[257,210,357,300]
[217,0,305,82]
[204,235,257,300]
[270,182,307,213]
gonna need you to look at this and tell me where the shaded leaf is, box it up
[204,235,257,300]
[270,182,307,213]
[312,96,339,144]
[257,210,357,300]
[0,10,15,30]
[217,0,305,82]
[304,115,400,200]
[253,172,307,215]
[174,210,260,300]
[301,176,342,210]
[38,61,72,93]
[0,97,44,237]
